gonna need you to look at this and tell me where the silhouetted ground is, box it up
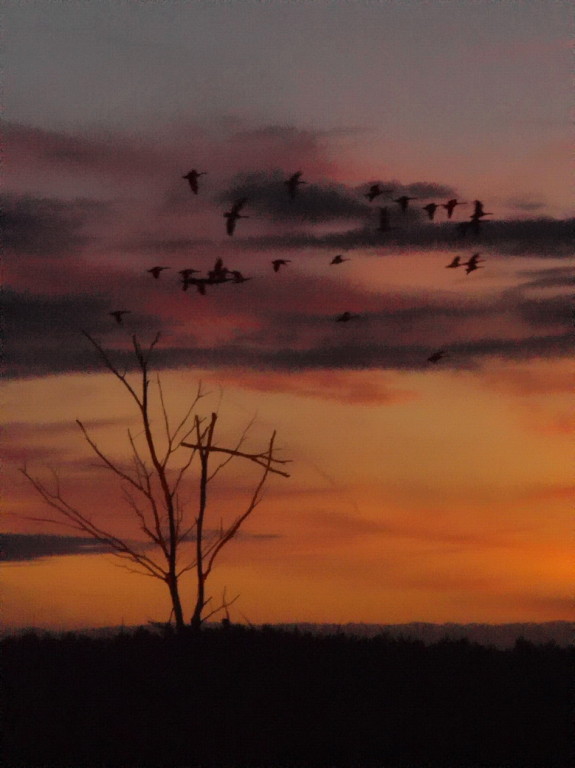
[2,626,571,767]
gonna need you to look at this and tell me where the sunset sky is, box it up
[4,0,572,630]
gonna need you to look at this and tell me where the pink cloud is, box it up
[4,121,341,201]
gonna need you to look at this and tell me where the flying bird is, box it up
[208,257,230,282]
[224,198,249,236]
[178,268,201,280]
[147,266,170,279]
[443,199,467,219]
[180,272,203,291]
[465,253,484,274]
[445,256,463,268]
[364,184,392,202]
[393,195,417,212]
[232,269,252,283]
[376,206,391,233]
[183,278,210,295]
[272,259,291,272]
[109,310,131,324]
[182,169,207,195]
[330,254,349,265]
[285,171,306,199]
[422,203,439,220]
[427,349,447,363]
[335,311,360,322]
[230,270,252,283]
[471,200,492,219]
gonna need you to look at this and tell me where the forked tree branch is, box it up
[203,432,278,579]
[181,427,291,478]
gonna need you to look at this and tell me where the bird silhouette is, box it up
[180,272,205,291]
[208,257,230,282]
[330,254,349,264]
[178,268,201,280]
[272,259,290,272]
[182,170,207,195]
[393,195,417,212]
[445,256,463,268]
[335,311,360,322]
[147,266,169,279]
[364,184,392,202]
[182,278,212,295]
[443,199,467,219]
[471,200,492,219]
[109,310,131,324]
[427,349,447,363]
[285,171,306,199]
[377,206,391,232]
[465,252,484,274]
[230,270,251,283]
[422,203,439,220]
[224,198,249,236]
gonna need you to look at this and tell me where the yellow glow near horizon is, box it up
[4,357,571,628]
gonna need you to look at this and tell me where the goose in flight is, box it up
[285,171,306,199]
[465,253,484,274]
[182,170,207,195]
[208,257,230,282]
[231,270,251,283]
[422,203,439,220]
[335,311,360,322]
[364,184,392,202]
[183,278,212,295]
[224,198,249,236]
[330,254,349,265]
[147,266,170,279]
[427,349,447,363]
[445,256,463,269]
[471,200,492,219]
[393,195,417,212]
[443,199,467,219]
[109,310,131,324]
[272,259,291,272]
[178,268,201,280]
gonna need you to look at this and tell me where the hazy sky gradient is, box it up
[4,0,572,629]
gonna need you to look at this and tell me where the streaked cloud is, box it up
[3,193,106,257]
[4,259,571,379]
[219,171,370,222]
[237,217,574,256]
[1,532,115,562]
[209,369,418,406]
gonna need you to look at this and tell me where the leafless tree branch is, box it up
[22,334,290,632]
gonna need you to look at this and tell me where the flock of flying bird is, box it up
[109,170,492,364]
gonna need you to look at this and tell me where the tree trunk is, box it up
[190,420,211,632]
[190,601,203,633]
[167,573,185,632]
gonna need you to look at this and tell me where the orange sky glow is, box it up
[4,0,572,630]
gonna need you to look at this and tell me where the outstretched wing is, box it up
[231,197,248,215]
[225,215,236,236]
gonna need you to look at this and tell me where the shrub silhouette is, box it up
[3,628,571,767]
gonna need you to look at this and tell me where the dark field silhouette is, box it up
[3,626,570,767]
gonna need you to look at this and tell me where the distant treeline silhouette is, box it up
[3,626,570,767]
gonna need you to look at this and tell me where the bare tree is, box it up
[21,332,290,632]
